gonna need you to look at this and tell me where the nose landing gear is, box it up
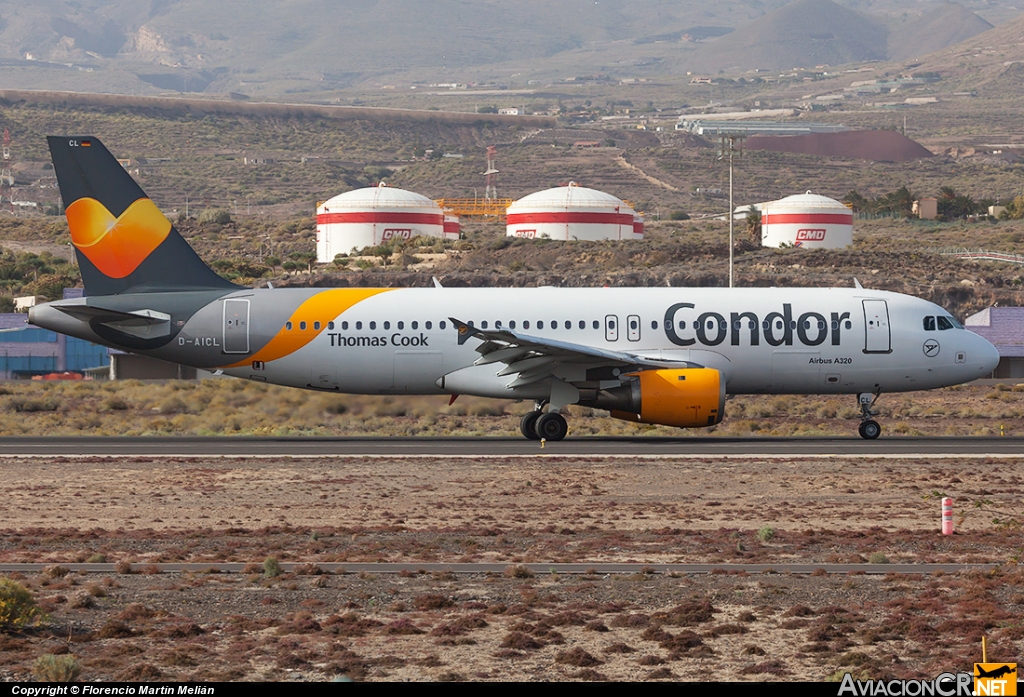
[857,391,881,439]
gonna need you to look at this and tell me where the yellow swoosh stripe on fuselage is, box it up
[223,288,393,368]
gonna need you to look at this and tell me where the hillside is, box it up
[685,0,888,72]
[886,2,993,62]
[889,9,1024,94]
[0,0,1018,97]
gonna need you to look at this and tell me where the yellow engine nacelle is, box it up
[610,368,725,429]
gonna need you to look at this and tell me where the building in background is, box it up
[965,307,1024,379]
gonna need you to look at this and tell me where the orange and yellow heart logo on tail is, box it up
[65,197,171,278]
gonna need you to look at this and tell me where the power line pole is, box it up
[718,133,746,288]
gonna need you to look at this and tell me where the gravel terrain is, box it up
[0,453,1021,682]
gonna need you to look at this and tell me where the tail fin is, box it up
[47,136,238,296]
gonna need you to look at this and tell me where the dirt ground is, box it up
[0,453,1021,682]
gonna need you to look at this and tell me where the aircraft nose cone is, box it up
[980,337,1000,375]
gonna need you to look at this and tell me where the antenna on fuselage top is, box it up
[433,277,443,289]
[853,278,864,290]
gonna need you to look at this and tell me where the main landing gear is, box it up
[857,391,882,440]
[520,403,569,441]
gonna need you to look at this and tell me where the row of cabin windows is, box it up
[923,315,961,331]
[285,320,334,331]
[666,318,853,331]
[284,320,446,331]
[280,317,858,333]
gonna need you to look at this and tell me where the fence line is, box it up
[931,247,1024,265]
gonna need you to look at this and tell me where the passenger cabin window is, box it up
[425,321,431,330]
[341,321,348,330]
[412,321,418,330]
[356,321,362,330]
[565,320,571,330]
[369,321,376,330]
[509,321,516,329]
[593,320,599,329]
[924,316,936,331]
[398,321,404,330]
[328,322,335,330]
[440,321,447,330]
[314,321,321,330]
[384,321,390,330]
[523,321,530,329]
[286,321,293,330]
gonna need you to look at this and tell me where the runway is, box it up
[0,436,1020,456]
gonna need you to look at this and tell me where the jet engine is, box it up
[585,368,726,429]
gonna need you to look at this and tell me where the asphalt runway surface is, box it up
[0,436,1020,456]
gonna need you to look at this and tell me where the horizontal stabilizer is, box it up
[54,304,171,338]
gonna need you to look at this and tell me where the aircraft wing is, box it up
[450,317,699,387]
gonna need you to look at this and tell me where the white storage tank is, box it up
[506,182,642,241]
[443,213,460,240]
[316,183,444,262]
[760,191,853,249]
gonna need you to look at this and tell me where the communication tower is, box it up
[483,145,498,200]
[0,129,12,213]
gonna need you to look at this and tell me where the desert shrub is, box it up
[6,397,59,413]
[263,556,281,578]
[44,566,70,579]
[197,209,231,225]
[0,578,45,630]
[504,564,534,579]
[868,552,891,564]
[33,654,81,681]
[413,594,453,611]
[555,647,602,667]
[756,526,775,542]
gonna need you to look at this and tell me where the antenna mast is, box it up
[483,145,498,200]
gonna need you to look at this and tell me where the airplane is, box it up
[28,136,1001,441]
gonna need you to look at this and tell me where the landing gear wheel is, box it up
[535,412,568,441]
[520,411,542,440]
[858,420,881,440]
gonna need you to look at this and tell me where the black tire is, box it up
[859,420,881,440]
[520,411,542,440]
[535,412,568,441]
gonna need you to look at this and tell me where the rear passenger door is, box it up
[627,314,641,342]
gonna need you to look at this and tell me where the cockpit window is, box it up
[937,316,955,331]
[924,316,936,331]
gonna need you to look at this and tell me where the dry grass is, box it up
[0,379,1020,438]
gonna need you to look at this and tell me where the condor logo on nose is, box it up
[64,197,171,278]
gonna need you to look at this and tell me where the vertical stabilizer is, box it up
[47,136,238,296]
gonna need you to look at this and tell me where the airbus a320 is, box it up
[28,137,1000,440]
